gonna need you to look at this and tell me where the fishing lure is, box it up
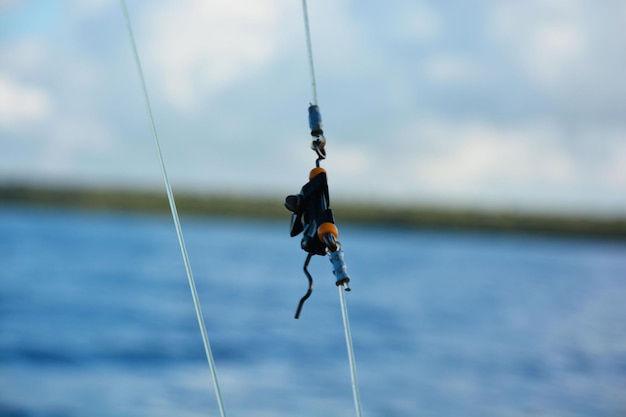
[285,104,350,319]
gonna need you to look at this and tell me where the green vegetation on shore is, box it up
[1,183,625,239]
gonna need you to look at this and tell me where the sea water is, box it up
[1,206,625,417]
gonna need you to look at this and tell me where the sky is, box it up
[1,0,625,215]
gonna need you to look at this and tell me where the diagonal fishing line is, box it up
[120,2,227,417]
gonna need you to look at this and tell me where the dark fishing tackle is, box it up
[285,104,350,319]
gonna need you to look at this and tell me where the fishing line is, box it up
[120,2,227,417]
[295,1,364,416]
[338,284,364,417]
[301,0,319,105]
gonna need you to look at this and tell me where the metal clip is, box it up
[311,137,326,163]
[308,104,326,163]
[327,244,350,290]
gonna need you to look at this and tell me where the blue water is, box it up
[1,206,625,417]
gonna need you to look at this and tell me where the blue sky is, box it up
[1,0,625,214]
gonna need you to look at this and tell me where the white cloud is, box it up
[0,0,19,12]
[323,144,374,182]
[526,23,586,84]
[423,53,484,85]
[290,112,626,210]
[319,120,571,202]
[139,0,293,111]
[38,117,116,174]
[406,119,576,190]
[0,74,52,130]
[490,0,589,85]
[386,3,442,44]
[0,38,49,78]
[68,0,114,17]
[589,127,626,187]
[604,148,626,187]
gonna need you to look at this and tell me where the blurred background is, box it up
[1,0,625,213]
[1,1,625,416]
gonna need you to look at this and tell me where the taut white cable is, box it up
[301,0,319,105]
[339,284,364,417]
[120,2,227,417]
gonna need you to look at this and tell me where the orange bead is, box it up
[309,167,326,180]
[317,222,338,242]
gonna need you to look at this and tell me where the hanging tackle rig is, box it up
[285,104,350,319]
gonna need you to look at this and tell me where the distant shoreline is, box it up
[1,183,625,240]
